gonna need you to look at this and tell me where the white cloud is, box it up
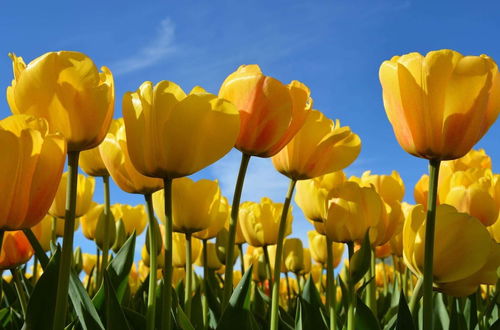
[112,18,176,75]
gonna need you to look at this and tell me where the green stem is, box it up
[32,257,39,285]
[238,244,245,275]
[145,193,158,330]
[23,228,49,268]
[422,159,440,330]
[161,178,173,330]
[202,239,209,329]
[269,179,296,330]
[409,277,423,322]
[98,175,111,287]
[263,245,273,291]
[53,150,79,330]
[347,241,355,330]
[326,236,337,330]
[184,233,193,318]
[96,247,101,288]
[367,246,377,314]
[285,272,292,311]
[295,272,302,295]
[381,258,388,296]
[222,153,251,308]
[11,268,28,317]
[51,215,57,250]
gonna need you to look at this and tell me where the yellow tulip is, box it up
[7,52,115,151]
[32,214,53,252]
[379,50,500,160]
[195,242,223,270]
[272,110,361,180]
[153,177,224,234]
[0,230,36,270]
[375,263,394,287]
[123,82,240,179]
[389,230,403,257]
[266,245,287,273]
[239,198,293,247]
[112,204,147,236]
[295,171,346,222]
[215,228,240,265]
[301,248,312,274]
[355,170,405,203]
[233,270,242,288]
[371,200,404,246]
[193,197,229,240]
[82,253,97,275]
[243,246,267,282]
[375,243,392,259]
[219,64,312,157]
[79,119,123,177]
[141,244,164,269]
[403,204,494,284]
[54,217,80,237]
[0,115,66,230]
[80,202,121,240]
[49,172,95,218]
[452,148,492,171]
[172,232,202,268]
[282,238,304,273]
[99,120,163,194]
[324,181,384,243]
[307,230,344,267]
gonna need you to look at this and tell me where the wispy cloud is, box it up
[112,18,176,75]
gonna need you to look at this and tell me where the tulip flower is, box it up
[239,198,293,247]
[0,115,66,230]
[32,214,54,252]
[113,204,147,236]
[370,200,404,246]
[82,253,98,275]
[193,197,229,240]
[354,170,405,203]
[0,230,36,270]
[380,50,500,328]
[307,230,344,267]
[282,238,304,274]
[375,243,392,259]
[195,242,223,270]
[375,263,394,288]
[172,231,202,267]
[243,247,267,282]
[49,172,95,218]
[54,217,80,237]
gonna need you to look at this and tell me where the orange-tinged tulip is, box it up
[49,172,95,218]
[219,65,312,157]
[371,200,404,246]
[452,148,492,171]
[238,198,293,247]
[7,52,115,151]
[324,181,383,243]
[0,229,37,269]
[307,230,344,267]
[79,119,123,177]
[379,49,500,160]
[32,214,53,252]
[99,120,163,194]
[272,110,361,180]
[375,243,392,259]
[123,82,240,179]
[295,171,346,222]
[375,263,394,287]
[355,170,405,203]
[0,115,66,230]
[389,230,403,257]
[403,204,493,284]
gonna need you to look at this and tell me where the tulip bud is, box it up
[95,210,116,251]
[112,218,127,253]
[73,247,83,274]
[49,172,95,218]
[216,228,239,265]
[145,222,163,257]
[282,238,304,273]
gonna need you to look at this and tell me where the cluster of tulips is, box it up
[0,48,499,330]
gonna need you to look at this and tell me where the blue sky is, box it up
[2,0,500,261]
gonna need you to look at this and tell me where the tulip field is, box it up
[0,48,499,330]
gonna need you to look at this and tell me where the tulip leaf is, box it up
[355,296,381,330]
[122,307,146,329]
[103,271,131,330]
[216,265,259,330]
[395,290,414,330]
[350,231,372,285]
[25,248,61,330]
[295,276,328,330]
[93,232,136,309]
[68,272,105,330]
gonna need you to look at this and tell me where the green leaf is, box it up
[103,271,131,330]
[93,232,136,309]
[295,276,328,330]
[216,265,258,330]
[434,293,449,330]
[25,248,60,330]
[350,231,372,285]
[123,307,146,329]
[395,290,414,330]
[68,272,105,330]
[176,306,196,330]
[355,296,381,330]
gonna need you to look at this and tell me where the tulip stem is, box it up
[409,277,423,322]
[144,193,158,330]
[223,153,251,308]
[161,178,173,330]
[23,228,49,268]
[285,272,292,311]
[202,239,209,329]
[381,258,388,296]
[51,215,57,250]
[11,268,28,317]
[98,175,112,287]
[423,159,440,330]
[326,236,337,330]
[263,245,273,291]
[53,150,79,330]
[367,246,377,314]
[270,179,296,330]
[238,244,245,275]
[185,233,193,318]
[347,241,355,330]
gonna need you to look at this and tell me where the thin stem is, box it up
[367,246,377,314]
[263,245,273,291]
[23,228,49,268]
[269,179,296,330]
[53,150,79,330]
[11,268,28,317]
[96,247,101,289]
[51,216,57,249]
[326,236,337,330]
[98,175,111,287]
[285,272,292,311]
[32,257,39,285]
[423,159,440,330]
[145,193,158,330]
[347,241,355,330]
[202,239,209,329]
[295,272,302,295]
[409,277,424,322]
[222,153,251,307]
[161,178,173,330]
[381,258,388,296]
[238,244,246,275]
[184,233,193,318]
